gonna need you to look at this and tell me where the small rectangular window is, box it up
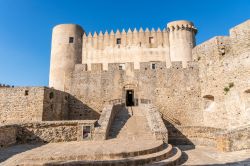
[116,38,121,45]
[69,37,74,43]
[25,90,29,96]
[151,63,156,70]
[149,37,154,44]
[82,126,91,139]
[119,64,125,70]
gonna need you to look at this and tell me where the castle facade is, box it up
[0,19,250,165]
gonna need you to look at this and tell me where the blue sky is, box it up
[0,0,250,86]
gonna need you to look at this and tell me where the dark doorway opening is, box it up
[126,90,134,106]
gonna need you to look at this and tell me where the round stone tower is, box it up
[167,20,197,67]
[49,24,84,91]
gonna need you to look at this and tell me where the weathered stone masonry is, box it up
[193,20,250,129]
[69,61,201,126]
[0,20,250,153]
[0,87,69,124]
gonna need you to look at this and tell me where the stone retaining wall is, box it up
[216,125,250,152]
[167,125,223,147]
[0,125,17,148]
[167,124,250,152]
[17,121,96,143]
[0,120,96,147]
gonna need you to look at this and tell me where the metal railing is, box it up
[108,98,152,106]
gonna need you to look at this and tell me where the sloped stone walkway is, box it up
[179,145,250,165]
[108,106,155,140]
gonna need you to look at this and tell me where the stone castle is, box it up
[49,20,197,91]
[0,19,250,165]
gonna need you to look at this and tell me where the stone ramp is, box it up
[108,106,155,140]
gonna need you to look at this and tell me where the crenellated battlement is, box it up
[74,61,198,73]
[167,20,197,34]
[0,84,14,88]
[167,20,197,64]
[50,20,197,91]
[83,27,169,50]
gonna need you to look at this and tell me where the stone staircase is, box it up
[108,106,155,140]
[5,105,182,166]
[43,144,182,166]
[99,105,182,165]
[1,139,183,166]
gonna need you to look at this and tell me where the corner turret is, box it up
[167,20,197,67]
[49,24,84,91]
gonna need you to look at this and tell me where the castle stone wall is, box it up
[81,20,197,70]
[193,20,250,129]
[82,28,171,70]
[69,61,202,126]
[0,87,70,124]
[42,88,69,121]
[0,87,45,124]
[230,20,250,55]
[50,20,197,90]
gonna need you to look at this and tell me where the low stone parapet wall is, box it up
[0,120,96,147]
[167,125,223,147]
[0,125,17,148]
[142,104,168,142]
[16,120,96,143]
[94,104,121,140]
[167,124,250,152]
[216,125,250,152]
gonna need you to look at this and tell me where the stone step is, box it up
[146,147,182,166]
[116,136,154,139]
[109,134,154,138]
[44,144,178,166]
[108,132,153,139]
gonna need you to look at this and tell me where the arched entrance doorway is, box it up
[123,83,138,107]
[126,89,134,106]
